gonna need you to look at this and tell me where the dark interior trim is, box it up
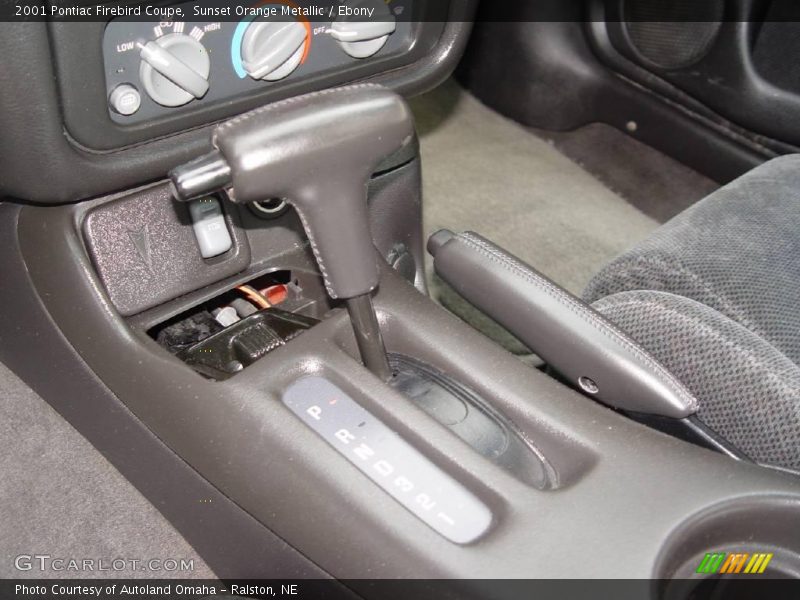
[0,203,334,580]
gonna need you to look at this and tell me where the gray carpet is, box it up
[411,80,659,353]
[0,362,213,579]
[534,123,719,223]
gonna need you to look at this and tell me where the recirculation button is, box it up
[108,83,141,116]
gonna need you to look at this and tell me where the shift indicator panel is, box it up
[282,376,492,544]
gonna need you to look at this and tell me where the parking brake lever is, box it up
[428,229,698,419]
[170,84,415,381]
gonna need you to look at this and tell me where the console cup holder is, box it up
[654,495,800,596]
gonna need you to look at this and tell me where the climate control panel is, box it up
[102,0,412,124]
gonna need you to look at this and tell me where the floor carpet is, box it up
[534,122,719,223]
[0,362,213,579]
[411,80,660,353]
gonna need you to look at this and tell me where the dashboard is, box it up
[55,0,441,150]
[0,1,475,203]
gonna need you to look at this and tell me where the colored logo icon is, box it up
[696,552,773,575]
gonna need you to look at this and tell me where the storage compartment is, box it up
[148,269,325,379]
[655,495,800,593]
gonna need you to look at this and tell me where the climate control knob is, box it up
[139,33,210,107]
[241,20,308,81]
[330,0,396,59]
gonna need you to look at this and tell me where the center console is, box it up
[5,182,800,585]
[4,110,800,590]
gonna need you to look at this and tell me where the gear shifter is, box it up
[169,84,415,380]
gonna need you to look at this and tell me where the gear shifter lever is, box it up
[169,84,415,380]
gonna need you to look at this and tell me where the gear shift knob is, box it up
[170,83,415,300]
[170,84,415,380]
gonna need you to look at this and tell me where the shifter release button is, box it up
[283,376,493,544]
[188,197,232,258]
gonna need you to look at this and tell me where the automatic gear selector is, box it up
[170,84,415,379]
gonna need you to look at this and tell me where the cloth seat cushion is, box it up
[593,290,800,471]
[584,154,800,364]
[584,155,800,471]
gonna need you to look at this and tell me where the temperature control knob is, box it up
[241,20,307,81]
[139,33,210,107]
[330,0,396,59]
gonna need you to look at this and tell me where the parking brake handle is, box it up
[170,84,415,380]
[428,229,699,419]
